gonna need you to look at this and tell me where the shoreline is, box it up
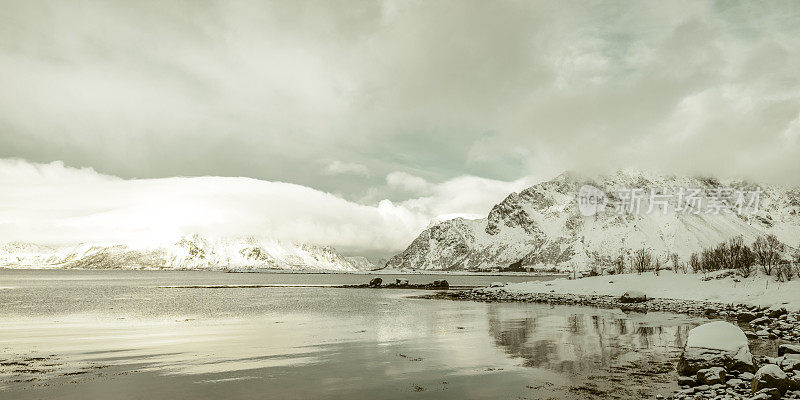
[424,288,800,343]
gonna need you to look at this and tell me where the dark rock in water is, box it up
[426,280,449,289]
[778,344,800,356]
[369,277,383,287]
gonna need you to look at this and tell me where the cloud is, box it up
[0,159,531,256]
[323,160,370,176]
[1,0,799,199]
[386,171,430,193]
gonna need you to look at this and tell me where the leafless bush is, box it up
[753,234,785,276]
[614,250,626,275]
[689,252,700,273]
[777,261,794,282]
[670,253,681,273]
[653,257,661,276]
[632,248,653,274]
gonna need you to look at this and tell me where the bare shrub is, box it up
[632,248,653,274]
[777,261,794,282]
[753,234,785,276]
[670,253,680,273]
[689,252,700,273]
[614,249,626,275]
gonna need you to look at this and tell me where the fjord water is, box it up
[0,270,707,399]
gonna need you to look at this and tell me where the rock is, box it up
[770,308,788,319]
[752,364,790,395]
[489,282,505,288]
[779,344,800,356]
[677,321,755,376]
[752,387,782,400]
[619,290,648,303]
[751,316,770,326]
[737,312,759,324]
[697,367,726,385]
[726,378,744,387]
[368,277,383,287]
[740,372,755,381]
[678,375,696,386]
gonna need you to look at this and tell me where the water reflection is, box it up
[486,303,696,375]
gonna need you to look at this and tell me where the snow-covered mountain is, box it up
[385,171,800,271]
[0,235,360,272]
[343,256,378,271]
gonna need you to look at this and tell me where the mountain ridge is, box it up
[385,171,800,271]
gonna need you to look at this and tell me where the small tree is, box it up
[670,253,680,273]
[689,252,700,273]
[614,252,626,275]
[653,257,661,276]
[632,248,653,274]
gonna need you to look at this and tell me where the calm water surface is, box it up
[0,270,709,399]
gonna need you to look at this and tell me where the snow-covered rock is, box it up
[385,171,800,271]
[677,321,755,376]
[0,235,361,272]
[619,290,648,303]
[752,364,790,395]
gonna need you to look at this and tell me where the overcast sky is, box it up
[1,1,800,254]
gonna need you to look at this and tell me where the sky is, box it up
[1,1,800,255]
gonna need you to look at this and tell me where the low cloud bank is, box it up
[0,159,533,255]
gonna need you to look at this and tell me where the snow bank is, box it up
[496,271,800,311]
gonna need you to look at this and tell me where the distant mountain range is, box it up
[0,235,376,272]
[385,171,800,271]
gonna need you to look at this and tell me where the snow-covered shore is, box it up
[490,270,800,312]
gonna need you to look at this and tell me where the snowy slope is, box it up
[0,235,360,272]
[386,171,800,271]
[344,256,377,271]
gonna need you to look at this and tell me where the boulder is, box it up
[619,290,648,303]
[752,387,782,400]
[489,282,505,288]
[752,364,790,395]
[677,321,755,376]
[368,277,383,287]
[737,312,759,324]
[779,344,800,356]
[697,367,726,385]
[678,375,696,386]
